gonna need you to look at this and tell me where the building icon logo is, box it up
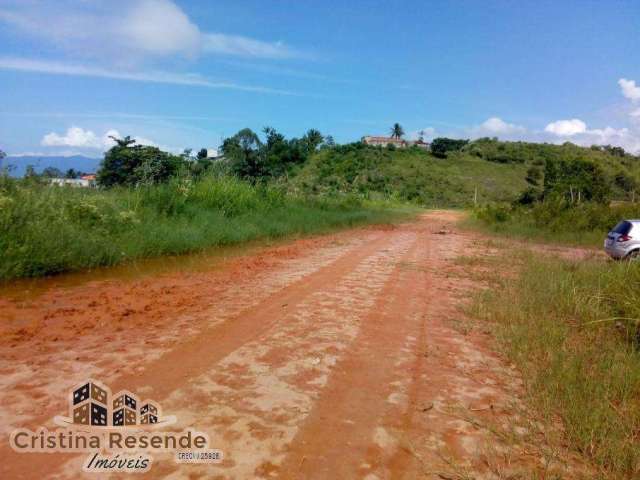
[11,378,221,473]
[54,379,175,429]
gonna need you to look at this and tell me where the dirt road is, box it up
[0,212,578,479]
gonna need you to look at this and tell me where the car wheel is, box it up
[625,250,640,261]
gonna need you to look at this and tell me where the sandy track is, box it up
[0,211,581,479]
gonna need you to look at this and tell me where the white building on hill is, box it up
[362,136,430,149]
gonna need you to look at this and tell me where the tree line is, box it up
[94,128,332,187]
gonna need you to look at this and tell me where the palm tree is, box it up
[304,129,324,151]
[390,123,404,140]
[108,135,136,148]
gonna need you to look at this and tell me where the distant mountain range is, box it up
[2,155,101,177]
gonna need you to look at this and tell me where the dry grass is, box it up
[467,248,640,478]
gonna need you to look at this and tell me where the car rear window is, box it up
[612,220,632,235]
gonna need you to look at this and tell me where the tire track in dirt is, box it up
[275,222,434,479]
[0,227,409,478]
[56,230,419,478]
[0,231,381,440]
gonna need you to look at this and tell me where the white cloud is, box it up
[619,78,640,102]
[0,0,298,60]
[119,0,201,57]
[42,127,160,150]
[203,33,297,59]
[408,127,436,140]
[544,118,587,136]
[472,117,526,136]
[571,127,640,154]
[42,127,102,148]
[540,117,640,153]
[6,150,98,158]
[0,57,300,95]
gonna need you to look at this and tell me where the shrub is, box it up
[475,204,511,223]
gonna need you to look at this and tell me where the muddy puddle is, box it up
[0,240,272,316]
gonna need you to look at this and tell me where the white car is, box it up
[604,220,640,259]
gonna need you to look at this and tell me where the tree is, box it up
[24,165,37,178]
[430,138,469,158]
[109,135,136,148]
[614,170,637,193]
[65,168,78,179]
[222,127,325,181]
[262,127,290,177]
[322,135,336,149]
[221,128,264,180]
[602,144,626,157]
[543,158,610,203]
[97,135,187,187]
[263,127,309,177]
[197,148,208,159]
[42,166,63,178]
[303,129,324,152]
[390,123,404,140]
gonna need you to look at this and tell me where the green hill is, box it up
[290,139,640,208]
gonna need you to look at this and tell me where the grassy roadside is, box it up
[468,246,640,478]
[460,215,605,247]
[465,201,640,248]
[0,175,418,280]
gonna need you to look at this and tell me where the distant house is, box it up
[50,173,97,188]
[362,136,430,150]
[362,136,407,148]
[411,139,430,150]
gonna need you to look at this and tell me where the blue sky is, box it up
[1,0,640,158]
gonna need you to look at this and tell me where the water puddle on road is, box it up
[0,240,272,306]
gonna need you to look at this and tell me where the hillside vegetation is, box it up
[4,130,640,277]
[291,139,640,208]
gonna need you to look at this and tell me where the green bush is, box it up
[475,204,511,223]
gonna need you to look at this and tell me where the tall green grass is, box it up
[468,200,640,247]
[473,252,640,478]
[0,175,414,280]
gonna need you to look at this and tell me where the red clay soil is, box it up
[0,211,588,479]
